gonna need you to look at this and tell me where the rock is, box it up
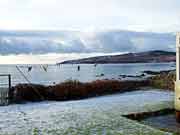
[143,71,160,75]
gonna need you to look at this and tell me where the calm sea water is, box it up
[0,63,175,86]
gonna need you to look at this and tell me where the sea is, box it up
[0,63,175,86]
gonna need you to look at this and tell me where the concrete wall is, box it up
[175,33,180,111]
[176,32,180,80]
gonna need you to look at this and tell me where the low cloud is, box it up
[0,30,176,55]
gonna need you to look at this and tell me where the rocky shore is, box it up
[147,70,175,90]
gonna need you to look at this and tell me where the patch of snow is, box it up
[0,90,174,135]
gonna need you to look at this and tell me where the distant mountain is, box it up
[59,50,176,64]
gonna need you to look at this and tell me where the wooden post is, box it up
[0,74,12,105]
[8,74,11,90]
[8,74,13,104]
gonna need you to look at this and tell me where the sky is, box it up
[0,0,179,64]
[0,0,180,32]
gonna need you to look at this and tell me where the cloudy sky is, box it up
[0,0,179,64]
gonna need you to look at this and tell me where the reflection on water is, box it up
[0,63,175,86]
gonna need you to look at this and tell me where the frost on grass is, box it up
[0,90,174,135]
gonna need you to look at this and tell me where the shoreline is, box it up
[7,69,175,103]
[11,79,149,103]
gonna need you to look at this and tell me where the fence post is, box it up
[0,74,12,105]
[8,74,11,90]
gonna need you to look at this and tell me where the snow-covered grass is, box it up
[0,89,174,135]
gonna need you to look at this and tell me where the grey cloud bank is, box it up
[0,30,175,55]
